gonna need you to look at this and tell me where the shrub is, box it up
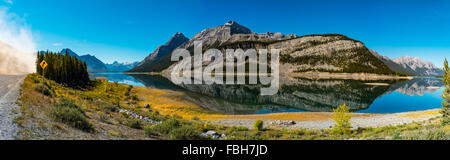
[169,125,202,140]
[34,84,54,97]
[101,104,117,113]
[125,85,133,96]
[119,112,129,118]
[331,103,352,135]
[405,128,449,140]
[131,95,139,101]
[152,119,181,135]
[144,126,158,137]
[50,98,93,132]
[227,126,249,134]
[423,129,448,140]
[98,112,111,123]
[192,116,200,121]
[125,119,142,129]
[254,120,264,131]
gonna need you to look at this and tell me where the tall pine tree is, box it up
[36,50,90,87]
[442,58,450,126]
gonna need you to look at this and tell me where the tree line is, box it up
[36,50,90,87]
[442,59,449,126]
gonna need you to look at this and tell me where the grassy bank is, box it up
[14,73,449,140]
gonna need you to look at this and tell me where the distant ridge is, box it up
[61,48,108,73]
[393,56,443,76]
[369,49,417,76]
[105,61,138,72]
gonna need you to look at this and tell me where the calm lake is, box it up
[91,73,444,114]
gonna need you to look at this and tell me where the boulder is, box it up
[201,130,225,139]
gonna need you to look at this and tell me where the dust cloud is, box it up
[0,7,36,74]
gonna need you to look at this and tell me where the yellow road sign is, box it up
[40,60,48,69]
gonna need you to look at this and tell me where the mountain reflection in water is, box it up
[91,73,444,114]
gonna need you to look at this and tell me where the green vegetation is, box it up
[168,126,202,140]
[36,50,89,87]
[254,120,264,131]
[442,59,450,126]
[16,71,449,140]
[145,118,203,140]
[16,74,156,139]
[125,119,142,129]
[50,98,93,132]
[150,118,180,135]
[331,103,352,135]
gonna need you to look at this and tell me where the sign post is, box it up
[40,60,48,98]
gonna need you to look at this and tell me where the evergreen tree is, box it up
[35,50,90,87]
[442,58,450,126]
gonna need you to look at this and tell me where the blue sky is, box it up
[2,0,450,67]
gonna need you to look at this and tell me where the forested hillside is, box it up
[36,51,90,87]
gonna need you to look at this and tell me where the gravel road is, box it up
[0,74,26,140]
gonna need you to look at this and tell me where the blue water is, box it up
[355,88,444,113]
[91,73,445,114]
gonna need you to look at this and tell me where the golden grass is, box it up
[397,109,440,119]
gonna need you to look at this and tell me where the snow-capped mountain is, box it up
[393,56,443,76]
[105,61,139,72]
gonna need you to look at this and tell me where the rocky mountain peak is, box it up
[165,32,189,48]
[61,48,79,57]
[393,56,443,76]
[393,56,436,70]
[224,20,236,26]
[128,32,189,72]
[223,20,252,35]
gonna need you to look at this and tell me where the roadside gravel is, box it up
[0,75,26,140]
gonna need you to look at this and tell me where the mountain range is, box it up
[60,48,108,73]
[105,61,139,72]
[392,56,443,76]
[127,21,443,77]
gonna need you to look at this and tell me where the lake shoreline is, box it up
[208,109,442,130]
[89,73,444,130]
[131,84,442,130]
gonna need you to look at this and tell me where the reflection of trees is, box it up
[178,78,398,113]
[125,74,442,114]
